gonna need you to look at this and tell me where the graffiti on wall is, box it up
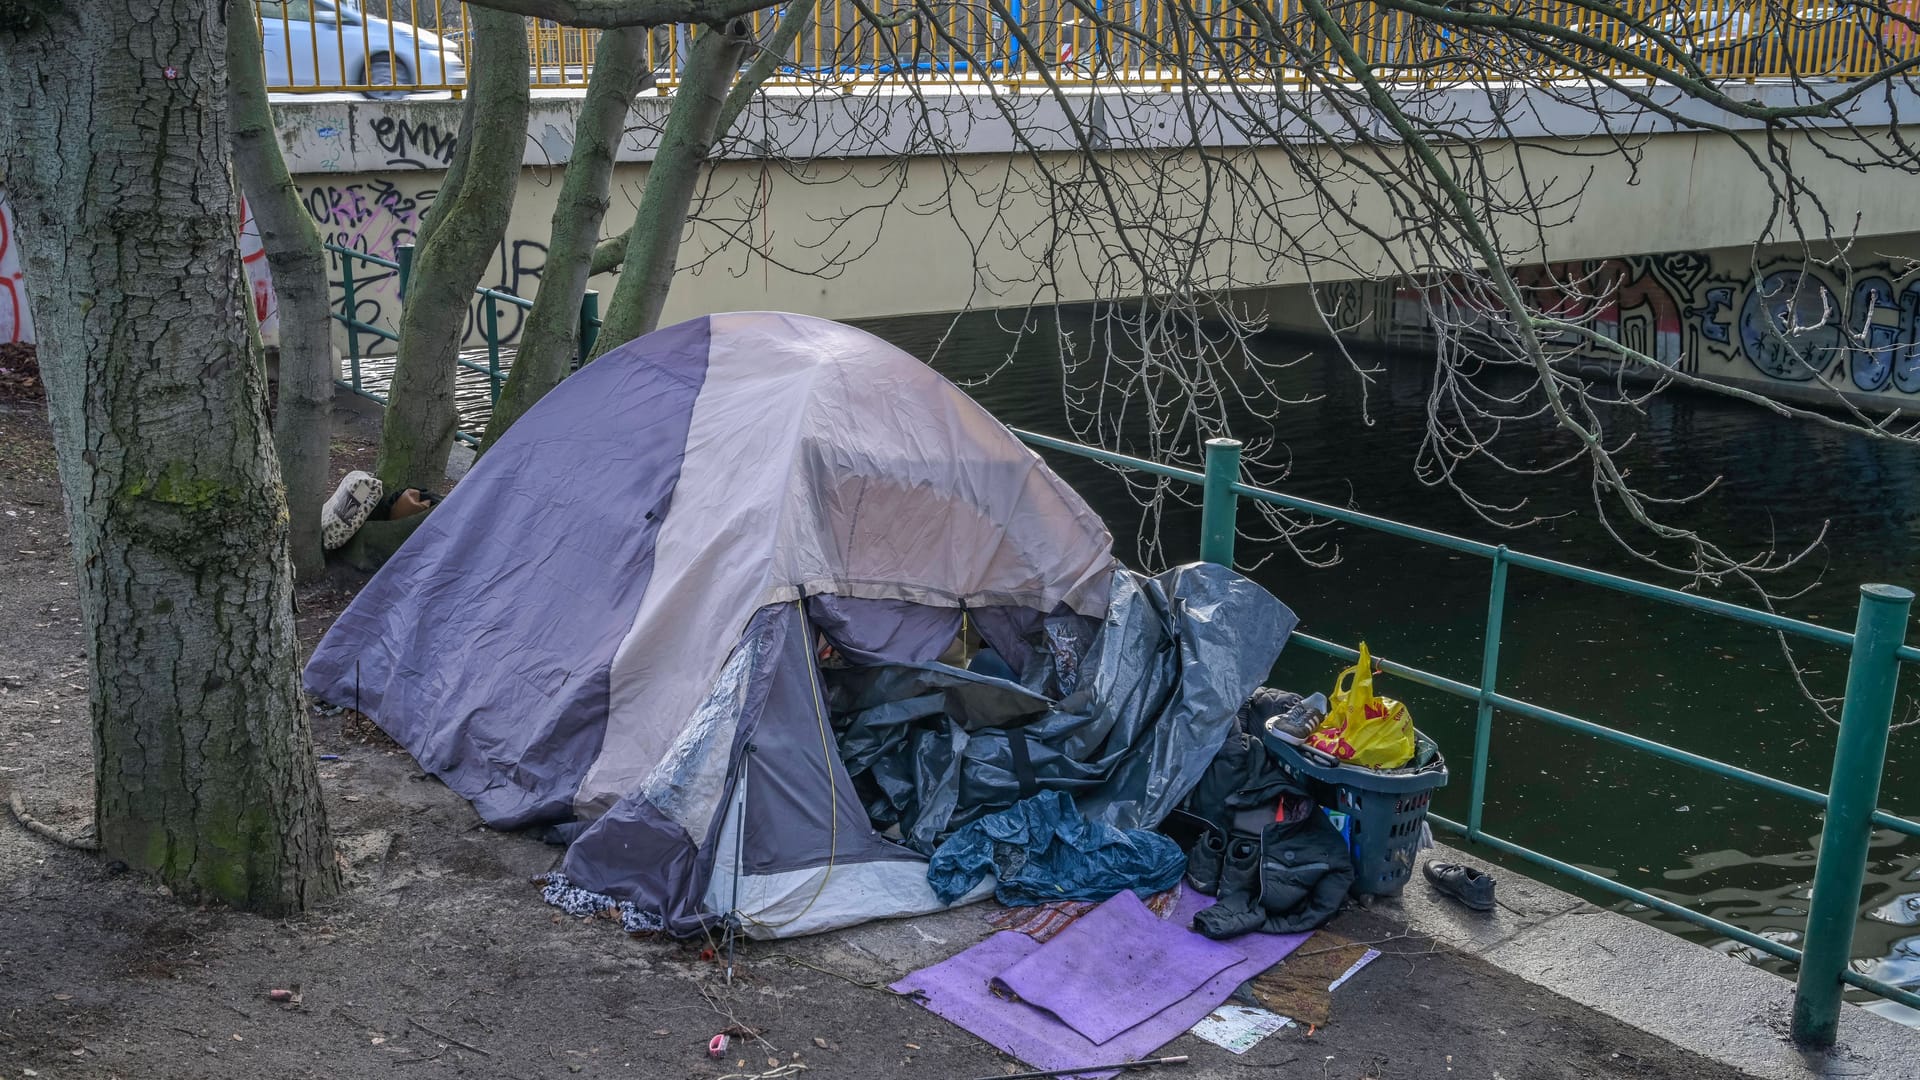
[1387,250,1920,397]
[2,194,279,346]
[238,196,280,342]
[1,175,548,353]
[368,116,460,169]
[301,176,547,350]
[0,197,30,345]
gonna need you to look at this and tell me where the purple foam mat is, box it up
[992,890,1243,1045]
[891,890,1310,1079]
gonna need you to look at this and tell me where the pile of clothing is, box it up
[1180,690,1355,939]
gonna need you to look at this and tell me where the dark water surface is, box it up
[853,308,1920,1016]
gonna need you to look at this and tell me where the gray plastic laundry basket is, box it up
[1261,725,1449,897]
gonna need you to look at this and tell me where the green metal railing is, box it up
[1013,428,1920,1047]
[322,238,1915,1041]
[327,242,602,444]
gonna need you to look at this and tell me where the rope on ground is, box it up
[7,789,98,851]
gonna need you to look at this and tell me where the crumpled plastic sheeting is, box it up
[927,790,1185,905]
[831,563,1297,853]
[535,872,666,934]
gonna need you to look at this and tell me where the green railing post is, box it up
[483,296,501,407]
[339,253,362,392]
[1469,546,1509,839]
[1791,582,1912,1047]
[1199,437,1242,566]
[576,289,600,370]
[396,242,415,300]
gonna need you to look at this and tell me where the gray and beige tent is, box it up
[306,312,1292,938]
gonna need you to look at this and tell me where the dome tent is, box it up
[306,312,1293,938]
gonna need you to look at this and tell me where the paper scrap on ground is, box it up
[1190,1005,1293,1053]
[1327,947,1380,992]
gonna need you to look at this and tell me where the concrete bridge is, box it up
[6,80,1920,407]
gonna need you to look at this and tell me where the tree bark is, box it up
[585,1,816,281]
[0,0,339,913]
[374,8,529,491]
[414,69,479,255]
[227,0,332,582]
[591,22,751,355]
[479,27,652,453]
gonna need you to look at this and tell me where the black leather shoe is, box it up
[1423,861,1496,912]
[1186,829,1227,896]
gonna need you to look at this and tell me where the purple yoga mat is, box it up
[891,890,1310,1079]
[992,891,1243,1045]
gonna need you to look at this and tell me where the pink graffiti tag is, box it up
[0,194,276,346]
[0,199,32,345]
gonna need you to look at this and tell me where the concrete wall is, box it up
[1253,237,1920,409]
[8,82,1920,363]
[262,83,1920,361]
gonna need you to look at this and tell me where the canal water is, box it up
[854,307,1920,1015]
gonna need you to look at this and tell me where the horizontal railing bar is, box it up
[1430,813,1809,965]
[1012,428,1204,484]
[1501,548,1856,648]
[1229,479,1500,558]
[1018,431,1870,652]
[1486,690,1838,812]
[1871,808,1920,835]
[332,380,386,404]
[1232,476,1854,647]
[330,316,398,343]
[324,244,399,271]
[1292,633,1483,699]
[474,286,533,309]
[1293,633,1920,837]
[1436,815,1920,1014]
[1841,967,1920,1014]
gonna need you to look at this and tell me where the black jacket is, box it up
[1251,798,1355,934]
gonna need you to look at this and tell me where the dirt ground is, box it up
[0,387,1756,1080]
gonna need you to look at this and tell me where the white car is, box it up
[258,0,466,98]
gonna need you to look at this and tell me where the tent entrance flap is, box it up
[827,563,1300,858]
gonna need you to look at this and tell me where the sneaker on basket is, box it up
[1265,692,1328,745]
[321,471,383,550]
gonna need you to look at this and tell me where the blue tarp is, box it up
[830,563,1300,854]
[927,790,1185,905]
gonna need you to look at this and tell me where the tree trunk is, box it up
[228,0,332,582]
[591,22,751,355]
[584,2,816,282]
[0,0,339,914]
[374,8,529,491]
[414,68,480,255]
[479,27,652,453]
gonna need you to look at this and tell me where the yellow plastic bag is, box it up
[1306,642,1416,769]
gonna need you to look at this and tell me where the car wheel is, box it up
[363,54,414,101]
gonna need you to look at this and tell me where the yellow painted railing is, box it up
[254,0,1920,96]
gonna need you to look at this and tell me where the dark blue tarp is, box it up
[829,562,1298,854]
[926,789,1185,905]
